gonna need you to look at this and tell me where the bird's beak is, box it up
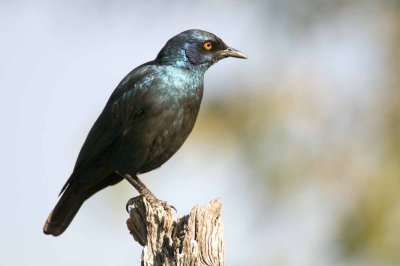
[217,47,247,59]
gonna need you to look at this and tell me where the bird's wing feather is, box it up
[75,63,158,170]
[60,63,158,194]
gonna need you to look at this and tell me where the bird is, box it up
[43,29,247,236]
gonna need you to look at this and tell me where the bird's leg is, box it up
[121,174,155,212]
[115,171,154,198]
[116,172,175,212]
[125,174,155,198]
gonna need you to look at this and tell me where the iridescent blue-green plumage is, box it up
[44,29,246,236]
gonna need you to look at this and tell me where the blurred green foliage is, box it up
[194,1,400,264]
[338,12,400,264]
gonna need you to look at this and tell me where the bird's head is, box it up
[156,29,247,70]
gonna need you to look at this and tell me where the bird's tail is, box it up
[43,183,85,236]
[43,172,123,236]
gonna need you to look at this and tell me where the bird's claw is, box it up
[160,200,176,213]
[170,204,177,212]
[143,195,176,213]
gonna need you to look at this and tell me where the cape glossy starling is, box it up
[44,29,247,236]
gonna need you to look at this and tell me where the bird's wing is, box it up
[62,63,158,191]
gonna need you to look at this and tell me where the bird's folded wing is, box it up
[71,64,158,175]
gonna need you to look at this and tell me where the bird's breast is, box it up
[137,73,204,173]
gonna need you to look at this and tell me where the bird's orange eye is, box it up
[203,41,213,51]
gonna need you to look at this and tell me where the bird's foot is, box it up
[125,194,176,213]
[119,172,177,213]
[144,194,176,213]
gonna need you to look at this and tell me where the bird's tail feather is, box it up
[43,172,123,236]
[43,183,85,236]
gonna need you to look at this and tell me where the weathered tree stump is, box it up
[126,195,224,266]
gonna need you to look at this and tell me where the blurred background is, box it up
[1,0,399,265]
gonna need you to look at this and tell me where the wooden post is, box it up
[126,195,224,266]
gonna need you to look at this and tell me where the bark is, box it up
[126,196,224,266]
